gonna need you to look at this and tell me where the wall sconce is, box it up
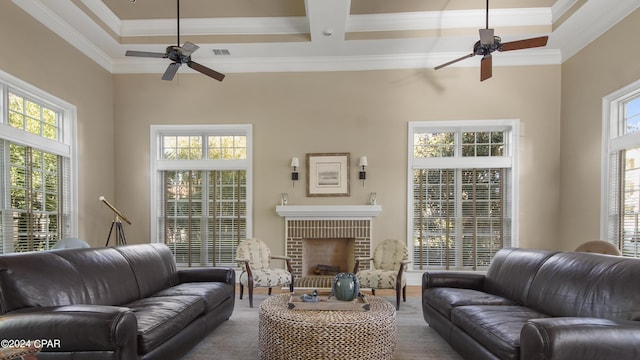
[291,157,299,185]
[359,156,368,186]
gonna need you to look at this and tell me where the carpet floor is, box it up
[181,289,462,360]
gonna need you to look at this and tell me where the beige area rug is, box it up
[181,290,462,360]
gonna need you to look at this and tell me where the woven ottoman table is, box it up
[258,293,396,360]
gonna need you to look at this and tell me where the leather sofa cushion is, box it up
[527,252,640,321]
[54,248,141,305]
[424,288,516,319]
[484,248,558,305]
[114,244,178,298]
[452,305,550,360]
[0,249,139,312]
[152,282,233,312]
[125,295,205,354]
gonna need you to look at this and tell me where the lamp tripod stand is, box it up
[99,196,132,246]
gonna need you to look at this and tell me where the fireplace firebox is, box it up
[276,205,382,288]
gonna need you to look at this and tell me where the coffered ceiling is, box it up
[11,0,640,77]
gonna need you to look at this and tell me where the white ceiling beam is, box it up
[305,0,350,45]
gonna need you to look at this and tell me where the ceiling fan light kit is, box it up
[125,0,225,82]
[435,0,548,81]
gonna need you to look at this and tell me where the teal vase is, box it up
[332,272,360,301]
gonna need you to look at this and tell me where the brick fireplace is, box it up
[276,205,382,285]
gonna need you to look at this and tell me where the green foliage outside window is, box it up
[4,91,63,253]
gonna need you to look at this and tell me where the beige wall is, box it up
[2,1,567,254]
[0,3,115,247]
[114,65,561,253]
[559,9,640,251]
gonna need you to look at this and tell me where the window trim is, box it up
[407,120,520,270]
[149,124,253,244]
[0,69,78,241]
[600,78,640,241]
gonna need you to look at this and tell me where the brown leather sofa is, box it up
[0,243,235,360]
[422,247,640,360]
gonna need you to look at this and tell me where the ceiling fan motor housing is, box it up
[473,36,501,56]
[166,46,190,64]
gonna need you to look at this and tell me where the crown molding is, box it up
[12,0,638,76]
[112,49,562,75]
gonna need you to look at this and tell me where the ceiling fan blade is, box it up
[180,41,199,56]
[434,53,475,70]
[479,28,494,45]
[125,50,167,58]
[187,61,225,81]
[480,55,492,81]
[162,63,181,81]
[500,36,548,51]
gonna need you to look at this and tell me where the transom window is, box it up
[414,131,505,158]
[8,92,59,140]
[408,121,518,270]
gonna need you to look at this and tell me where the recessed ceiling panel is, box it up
[101,0,306,19]
[350,0,556,15]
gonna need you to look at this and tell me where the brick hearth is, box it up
[276,205,382,282]
[285,219,371,279]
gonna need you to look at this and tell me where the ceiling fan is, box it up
[125,0,225,82]
[434,0,548,81]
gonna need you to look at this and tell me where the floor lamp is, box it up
[100,196,132,246]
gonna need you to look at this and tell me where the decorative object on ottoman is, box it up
[288,289,370,311]
[300,290,319,302]
[331,272,360,301]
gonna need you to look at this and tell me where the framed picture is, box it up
[306,153,350,197]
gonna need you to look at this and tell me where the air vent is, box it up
[212,49,231,56]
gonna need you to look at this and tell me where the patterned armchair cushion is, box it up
[238,268,292,288]
[357,269,407,289]
[237,238,271,270]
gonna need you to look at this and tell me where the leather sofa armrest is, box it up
[0,304,137,357]
[422,271,485,290]
[177,267,235,285]
[520,317,640,360]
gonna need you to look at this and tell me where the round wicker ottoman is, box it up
[258,294,396,360]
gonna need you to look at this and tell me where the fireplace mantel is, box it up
[275,205,381,219]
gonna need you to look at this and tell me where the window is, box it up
[151,125,252,267]
[603,79,640,257]
[408,121,518,270]
[0,70,76,254]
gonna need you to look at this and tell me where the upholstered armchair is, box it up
[236,238,294,307]
[574,240,622,255]
[354,239,410,310]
